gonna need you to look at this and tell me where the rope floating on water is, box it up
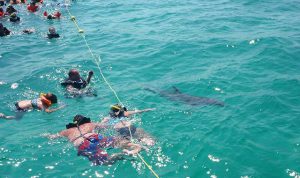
[64,4,159,178]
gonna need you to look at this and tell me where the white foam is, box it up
[208,154,220,162]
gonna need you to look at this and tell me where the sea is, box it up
[0,0,300,177]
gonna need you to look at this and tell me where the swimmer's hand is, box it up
[42,133,61,139]
[88,71,94,76]
[123,149,137,156]
[143,108,156,112]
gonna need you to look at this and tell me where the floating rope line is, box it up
[64,4,159,178]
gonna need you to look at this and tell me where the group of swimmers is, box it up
[0,0,60,38]
[1,69,156,165]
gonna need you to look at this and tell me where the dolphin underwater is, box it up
[145,86,224,107]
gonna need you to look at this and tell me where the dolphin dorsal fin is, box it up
[172,86,181,93]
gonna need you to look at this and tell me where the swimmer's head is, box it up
[45,93,57,104]
[0,23,3,29]
[30,2,36,5]
[111,104,122,112]
[48,27,56,34]
[73,114,91,125]
[68,69,81,80]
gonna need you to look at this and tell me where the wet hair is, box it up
[66,115,91,129]
[46,94,57,104]
[68,69,79,77]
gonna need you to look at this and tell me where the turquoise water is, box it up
[1,0,300,177]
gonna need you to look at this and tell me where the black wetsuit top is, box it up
[47,33,60,39]
[109,110,125,119]
[0,27,10,37]
[10,17,20,22]
[6,7,17,15]
[61,77,87,89]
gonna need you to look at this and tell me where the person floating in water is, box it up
[0,7,5,17]
[10,0,20,4]
[9,13,20,22]
[0,23,10,37]
[23,28,35,34]
[47,27,59,39]
[45,115,142,165]
[0,0,5,6]
[100,104,156,146]
[5,5,17,15]
[27,2,39,12]
[61,69,95,97]
[106,104,155,119]
[0,93,65,120]
[43,10,61,19]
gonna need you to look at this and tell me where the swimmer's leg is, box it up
[0,113,16,120]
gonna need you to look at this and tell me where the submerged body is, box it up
[145,86,224,106]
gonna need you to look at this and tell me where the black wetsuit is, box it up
[10,16,20,22]
[0,27,10,37]
[61,77,87,89]
[6,7,17,15]
[47,33,60,39]
[109,110,125,119]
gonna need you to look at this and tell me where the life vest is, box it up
[40,93,52,107]
[27,5,38,12]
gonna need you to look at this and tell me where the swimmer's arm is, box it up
[44,130,67,139]
[124,108,156,117]
[44,105,66,113]
[86,71,93,84]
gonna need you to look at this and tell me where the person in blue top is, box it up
[0,93,65,120]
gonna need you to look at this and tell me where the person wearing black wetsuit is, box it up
[9,13,20,22]
[47,27,60,39]
[61,69,94,90]
[0,23,10,37]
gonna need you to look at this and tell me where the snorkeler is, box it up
[5,5,17,15]
[10,0,20,4]
[27,2,38,12]
[22,28,35,34]
[45,115,142,165]
[61,69,96,97]
[0,0,5,6]
[107,104,155,119]
[0,23,10,37]
[61,69,93,89]
[9,13,20,22]
[100,104,156,146]
[0,7,4,17]
[0,93,65,120]
[43,10,61,19]
[47,27,59,39]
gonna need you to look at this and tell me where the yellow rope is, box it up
[64,5,159,178]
